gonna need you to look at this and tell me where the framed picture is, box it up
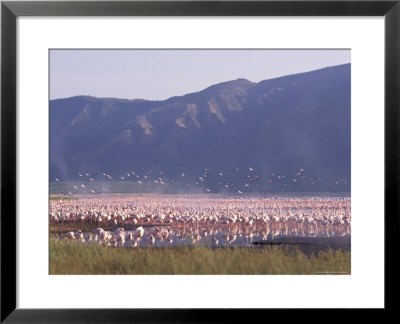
[1,0,398,321]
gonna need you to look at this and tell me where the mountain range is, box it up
[50,63,351,192]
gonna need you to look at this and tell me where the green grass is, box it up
[49,240,351,275]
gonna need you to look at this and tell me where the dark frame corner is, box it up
[1,1,399,322]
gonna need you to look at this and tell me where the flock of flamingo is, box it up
[50,196,351,247]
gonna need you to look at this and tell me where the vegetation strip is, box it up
[50,240,350,275]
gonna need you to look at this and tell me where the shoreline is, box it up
[50,192,351,199]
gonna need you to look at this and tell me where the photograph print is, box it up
[49,49,351,275]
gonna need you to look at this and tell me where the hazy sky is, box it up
[50,49,350,101]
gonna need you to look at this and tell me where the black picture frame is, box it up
[1,0,399,322]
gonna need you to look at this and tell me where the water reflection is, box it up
[58,222,351,247]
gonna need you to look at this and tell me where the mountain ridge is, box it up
[51,63,349,103]
[50,63,351,192]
